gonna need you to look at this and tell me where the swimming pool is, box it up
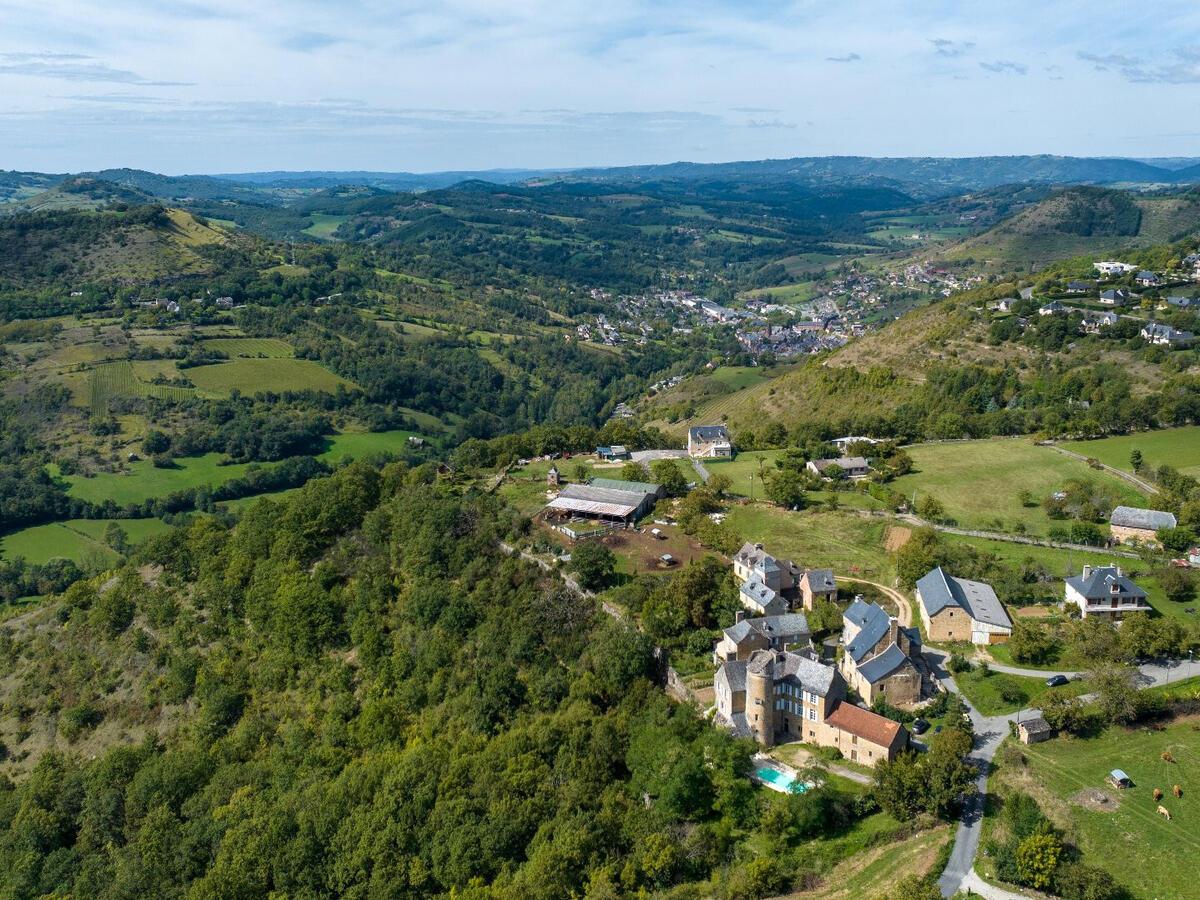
[756,767,811,794]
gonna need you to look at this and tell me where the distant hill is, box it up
[0,170,67,204]
[933,186,1200,266]
[0,177,156,215]
[0,204,233,287]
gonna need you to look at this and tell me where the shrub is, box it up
[59,701,104,741]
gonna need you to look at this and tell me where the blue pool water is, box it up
[756,767,810,793]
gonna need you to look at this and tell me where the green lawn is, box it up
[217,488,302,513]
[986,717,1200,898]
[498,457,606,516]
[708,366,776,391]
[1070,426,1200,479]
[701,451,786,497]
[301,213,348,240]
[185,358,354,396]
[0,518,174,565]
[890,440,1148,534]
[722,505,895,582]
[953,666,1088,716]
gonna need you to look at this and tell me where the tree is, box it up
[896,528,940,587]
[916,495,944,521]
[706,472,731,497]
[572,541,617,591]
[1006,620,1056,665]
[1040,691,1087,734]
[143,429,171,455]
[885,875,943,900]
[1089,661,1140,725]
[1015,828,1063,890]
[621,461,651,482]
[1130,448,1143,472]
[1156,527,1197,553]
[1160,566,1197,603]
[650,459,688,497]
[763,467,807,509]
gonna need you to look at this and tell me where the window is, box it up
[806,708,817,722]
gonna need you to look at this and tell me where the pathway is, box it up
[1043,443,1158,495]
[895,513,1140,560]
[838,574,914,628]
[928,647,1199,898]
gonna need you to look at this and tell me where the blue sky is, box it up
[2,0,1200,173]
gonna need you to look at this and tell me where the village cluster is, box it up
[533,423,1186,773]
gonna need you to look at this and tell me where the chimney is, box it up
[735,610,746,623]
[1081,565,1091,580]
[755,543,764,550]
[1115,566,1123,577]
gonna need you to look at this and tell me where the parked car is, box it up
[1045,674,1069,687]
[911,718,929,735]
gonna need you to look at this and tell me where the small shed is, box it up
[658,554,677,568]
[547,466,559,487]
[1018,717,1054,745]
[1108,769,1133,789]
[650,527,666,540]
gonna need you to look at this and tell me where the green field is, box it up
[983,716,1200,898]
[301,214,349,240]
[1070,426,1200,479]
[202,337,295,358]
[0,518,174,565]
[317,430,423,462]
[722,504,895,582]
[890,440,1148,533]
[708,366,777,391]
[185,358,354,396]
[217,488,302,512]
[88,360,194,415]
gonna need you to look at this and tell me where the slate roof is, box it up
[715,659,747,694]
[1110,506,1177,531]
[856,643,912,683]
[802,568,837,593]
[1019,716,1053,736]
[824,702,903,747]
[916,566,1011,629]
[741,649,830,694]
[740,578,778,607]
[810,457,869,473]
[689,425,729,442]
[1065,566,1148,601]
[734,542,781,574]
[844,602,893,663]
[723,613,810,645]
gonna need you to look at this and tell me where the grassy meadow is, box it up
[890,440,1147,533]
[1070,426,1200,479]
[0,518,174,565]
[981,716,1200,899]
[184,358,354,396]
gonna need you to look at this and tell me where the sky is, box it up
[3,0,1200,174]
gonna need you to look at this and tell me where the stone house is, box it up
[1109,505,1176,545]
[713,611,811,663]
[798,569,837,610]
[687,424,732,458]
[916,566,1012,644]
[839,599,922,706]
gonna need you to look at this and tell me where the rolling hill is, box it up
[932,186,1200,267]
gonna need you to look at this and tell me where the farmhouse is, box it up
[732,542,803,596]
[839,599,922,706]
[714,649,908,763]
[806,457,870,479]
[713,611,811,663]
[688,424,732,458]
[1109,505,1177,545]
[798,568,837,609]
[1064,564,1151,620]
[916,566,1012,644]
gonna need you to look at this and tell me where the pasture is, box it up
[88,361,194,415]
[0,518,174,565]
[1069,426,1200,479]
[889,439,1147,533]
[64,453,283,506]
[184,358,354,396]
[985,716,1200,899]
[317,430,424,463]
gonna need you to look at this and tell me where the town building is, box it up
[916,566,1013,644]
[739,578,788,617]
[732,542,803,596]
[839,599,922,706]
[1064,564,1151,620]
[798,569,837,609]
[713,611,811,663]
[688,425,733,458]
[714,648,908,763]
[1109,505,1177,545]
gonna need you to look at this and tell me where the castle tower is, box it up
[746,650,776,748]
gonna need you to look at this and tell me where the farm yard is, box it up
[982,715,1200,899]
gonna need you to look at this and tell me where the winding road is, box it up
[926,647,1199,898]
